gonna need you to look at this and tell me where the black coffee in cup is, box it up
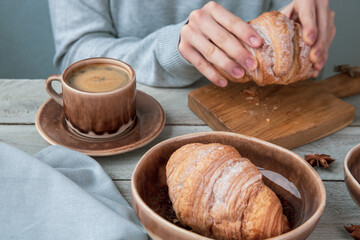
[67,64,130,93]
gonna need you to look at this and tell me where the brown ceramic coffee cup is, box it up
[45,57,136,139]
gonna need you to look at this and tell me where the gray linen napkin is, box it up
[0,142,148,240]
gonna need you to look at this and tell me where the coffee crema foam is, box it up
[68,64,130,93]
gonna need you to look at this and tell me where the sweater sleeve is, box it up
[48,0,202,87]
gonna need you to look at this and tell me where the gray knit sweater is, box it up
[48,0,291,87]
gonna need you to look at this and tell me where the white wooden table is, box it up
[1,79,359,239]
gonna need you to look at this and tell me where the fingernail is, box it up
[249,36,261,46]
[308,32,316,44]
[319,60,325,68]
[313,50,322,61]
[245,58,256,70]
[232,67,244,78]
[219,79,228,87]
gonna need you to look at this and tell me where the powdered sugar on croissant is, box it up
[166,143,290,240]
[218,11,315,86]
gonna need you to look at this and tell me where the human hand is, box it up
[281,0,336,77]
[178,1,262,87]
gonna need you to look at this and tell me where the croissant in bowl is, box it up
[218,11,315,86]
[166,143,290,240]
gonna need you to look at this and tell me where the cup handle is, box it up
[45,74,63,107]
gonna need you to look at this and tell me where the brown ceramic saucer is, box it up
[35,90,165,156]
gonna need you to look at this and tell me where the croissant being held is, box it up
[217,11,315,86]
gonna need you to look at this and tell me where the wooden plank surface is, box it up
[2,79,360,126]
[1,124,359,181]
[0,79,206,125]
[188,80,356,149]
[0,125,211,180]
[1,79,360,240]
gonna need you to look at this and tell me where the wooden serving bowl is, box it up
[344,144,360,207]
[131,132,326,239]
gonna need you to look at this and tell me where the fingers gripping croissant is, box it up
[218,11,315,86]
[166,143,290,240]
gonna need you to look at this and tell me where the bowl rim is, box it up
[344,143,360,192]
[131,131,326,239]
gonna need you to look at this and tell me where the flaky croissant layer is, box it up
[218,11,315,86]
[166,143,290,240]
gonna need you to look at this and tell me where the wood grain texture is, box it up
[0,125,211,180]
[0,79,48,123]
[292,127,360,181]
[114,180,132,205]
[314,72,360,98]
[1,124,359,181]
[2,79,360,125]
[308,181,360,240]
[188,80,355,149]
[343,95,360,126]
[0,79,207,125]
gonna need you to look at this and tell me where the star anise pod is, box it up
[344,224,360,240]
[304,154,335,168]
[334,64,360,77]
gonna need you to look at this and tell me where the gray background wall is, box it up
[0,0,58,79]
[0,0,359,79]
[321,0,360,79]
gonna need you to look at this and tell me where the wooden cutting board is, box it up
[188,72,360,149]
